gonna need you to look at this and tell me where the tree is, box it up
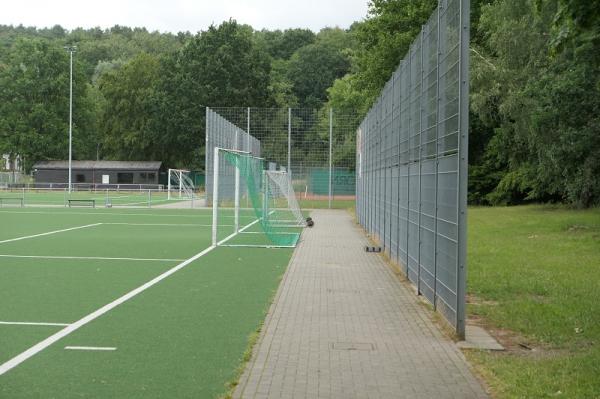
[98,52,161,161]
[254,28,316,60]
[151,20,273,168]
[354,0,436,103]
[326,74,366,127]
[269,58,298,107]
[470,0,600,206]
[322,0,438,124]
[0,38,92,171]
[287,42,350,109]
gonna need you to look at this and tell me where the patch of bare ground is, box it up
[566,224,591,233]
[467,293,499,307]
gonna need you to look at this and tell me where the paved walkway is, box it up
[234,209,487,399]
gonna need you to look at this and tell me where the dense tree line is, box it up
[325,0,599,207]
[469,0,600,207]
[0,22,355,170]
[1,0,598,206]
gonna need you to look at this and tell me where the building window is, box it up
[117,173,134,184]
[76,174,85,183]
[139,172,147,182]
[148,172,156,181]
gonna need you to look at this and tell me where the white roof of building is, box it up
[33,160,162,170]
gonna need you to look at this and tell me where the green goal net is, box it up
[212,148,305,248]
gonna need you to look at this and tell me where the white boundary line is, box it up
[102,223,224,227]
[220,244,297,249]
[0,223,102,245]
[240,231,299,235]
[0,216,262,376]
[0,254,185,262]
[64,346,116,351]
[0,321,70,327]
[0,210,250,219]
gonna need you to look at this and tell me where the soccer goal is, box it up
[264,170,306,227]
[167,169,196,200]
[211,147,305,249]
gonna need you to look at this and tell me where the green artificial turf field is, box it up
[0,207,299,398]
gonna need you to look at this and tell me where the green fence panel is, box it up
[308,168,355,195]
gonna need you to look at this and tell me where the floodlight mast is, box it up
[64,46,77,193]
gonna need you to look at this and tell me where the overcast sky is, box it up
[1,0,370,33]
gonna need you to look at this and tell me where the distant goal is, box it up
[167,169,197,200]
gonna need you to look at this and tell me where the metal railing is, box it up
[3,182,165,191]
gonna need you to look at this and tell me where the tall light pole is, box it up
[64,46,76,193]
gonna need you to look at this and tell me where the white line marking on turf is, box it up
[0,210,242,218]
[0,321,70,327]
[102,223,221,227]
[64,346,116,351]
[0,223,102,245]
[240,231,299,235]
[0,216,262,376]
[0,255,185,262]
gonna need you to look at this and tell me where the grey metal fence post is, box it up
[379,101,384,243]
[368,115,372,234]
[288,108,292,176]
[433,0,442,312]
[205,107,209,203]
[371,112,375,236]
[417,26,425,295]
[383,83,392,251]
[376,102,381,242]
[405,54,412,276]
[389,74,396,257]
[328,108,333,209]
[246,107,251,208]
[456,0,471,340]
[396,65,403,268]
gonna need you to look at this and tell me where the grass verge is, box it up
[466,205,600,398]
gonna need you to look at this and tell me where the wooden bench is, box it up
[67,199,95,208]
[0,197,24,207]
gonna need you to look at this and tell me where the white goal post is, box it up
[211,147,246,246]
[167,169,196,200]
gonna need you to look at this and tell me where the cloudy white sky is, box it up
[1,0,370,33]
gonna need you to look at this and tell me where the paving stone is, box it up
[457,325,504,351]
[234,210,488,399]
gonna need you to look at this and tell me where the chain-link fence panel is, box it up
[206,107,358,209]
[355,0,469,337]
[205,108,261,204]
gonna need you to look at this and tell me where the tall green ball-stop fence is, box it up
[205,107,359,209]
[355,0,470,338]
